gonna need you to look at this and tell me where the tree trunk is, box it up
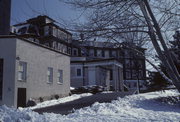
[137,0,180,92]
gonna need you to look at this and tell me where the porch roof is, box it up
[71,58,123,68]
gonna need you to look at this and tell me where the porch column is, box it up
[113,65,118,91]
[119,68,124,92]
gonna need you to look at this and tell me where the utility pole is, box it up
[0,0,11,35]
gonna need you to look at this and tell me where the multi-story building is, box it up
[0,16,71,108]
[0,36,70,108]
[11,15,146,93]
[71,40,146,91]
[11,15,72,55]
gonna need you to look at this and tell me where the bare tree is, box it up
[62,0,180,92]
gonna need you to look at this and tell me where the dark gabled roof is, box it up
[27,15,55,23]
[13,22,28,27]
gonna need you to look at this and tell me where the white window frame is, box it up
[47,67,53,83]
[57,69,63,84]
[18,61,27,81]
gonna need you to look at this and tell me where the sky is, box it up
[11,0,86,26]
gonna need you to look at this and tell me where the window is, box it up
[125,60,131,68]
[57,70,63,84]
[97,50,102,57]
[18,61,27,81]
[132,70,138,79]
[125,70,131,79]
[94,49,97,56]
[68,47,72,54]
[77,68,82,77]
[52,41,56,49]
[47,67,53,83]
[109,50,112,57]
[44,26,49,36]
[89,49,94,57]
[73,48,78,56]
[138,70,144,79]
[102,50,105,57]
[112,51,116,57]
[110,69,113,80]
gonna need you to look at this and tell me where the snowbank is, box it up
[0,90,180,122]
[25,93,92,110]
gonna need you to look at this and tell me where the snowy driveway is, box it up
[34,92,130,115]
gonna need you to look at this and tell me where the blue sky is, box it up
[11,0,86,26]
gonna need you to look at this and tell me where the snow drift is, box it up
[0,90,180,122]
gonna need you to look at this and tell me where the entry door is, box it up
[0,59,3,100]
[17,88,26,107]
[88,67,96,85]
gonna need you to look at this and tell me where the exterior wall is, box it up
[0,38,16,107]
[70,60,123,92]
[13,38,70,107]
[88,66,96,85]
[70,64,84,87]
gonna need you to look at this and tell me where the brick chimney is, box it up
[0,0,11,35]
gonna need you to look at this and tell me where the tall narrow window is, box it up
[73,49,78,56]
[77,68,82,77]
[57,70,63,84]
[18,61,27,81]
[0,59,3,100]
[102,50,105,57]
[47,67,53,83]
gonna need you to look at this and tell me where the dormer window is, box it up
[44,26,49,36]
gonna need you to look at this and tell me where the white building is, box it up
[71,41,147,92]
[71,58,124,91]
[0,36,70,108]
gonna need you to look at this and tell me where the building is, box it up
[0,36,70,108]
[11,15,72,55]
[11,15,147,93]
[71,40,146,92]
[0,16,72,108]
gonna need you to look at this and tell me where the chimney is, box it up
[0,0,11,35]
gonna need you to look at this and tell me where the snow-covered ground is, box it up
[24,93,92,110]
[0,90,180,122]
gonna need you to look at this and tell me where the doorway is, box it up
[17,88,26,107]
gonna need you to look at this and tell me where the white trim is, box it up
[84,60,123,68]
